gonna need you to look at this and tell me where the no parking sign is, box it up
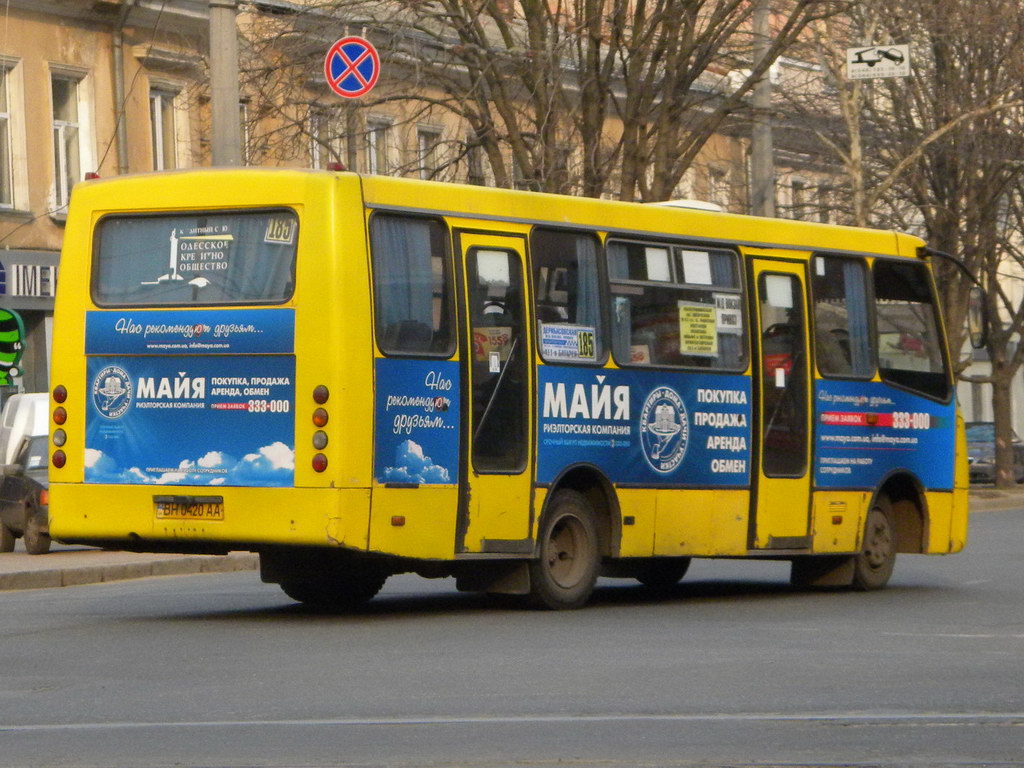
[324,36,380,99]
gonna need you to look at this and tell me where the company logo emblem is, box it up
[92,366,133,419]
[640,386,689,474]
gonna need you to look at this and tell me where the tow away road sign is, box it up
[324,37,380,98]
[846,44,911,80]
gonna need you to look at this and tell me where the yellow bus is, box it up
[48,169,970,609]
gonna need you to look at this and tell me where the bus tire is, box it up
[0,522,15,553]
[528,489,599,610]
[635,557,691,591]
[23,507,51,555]
[280,572,387,610]
[852,495,897,591]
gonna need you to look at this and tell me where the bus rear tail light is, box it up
[312,386,330,472]
[52,386,69,469]
[39,489,49,506]
[312,408,329,427]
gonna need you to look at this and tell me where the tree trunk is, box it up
[991,367,1017,488]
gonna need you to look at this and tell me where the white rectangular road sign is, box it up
[846,44,911,80]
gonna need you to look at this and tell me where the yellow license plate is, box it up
[154,495,225,521]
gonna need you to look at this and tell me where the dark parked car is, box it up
[0,434,50,554]
[966,421,1024,484]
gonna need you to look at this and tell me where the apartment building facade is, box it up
[0,0,828,402]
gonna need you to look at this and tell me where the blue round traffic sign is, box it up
[324,36,380,99]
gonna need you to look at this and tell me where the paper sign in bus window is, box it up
[473,326,513,362]
[680,250,713,285]
[645,247,671,282]
[678,301,718,357]
[714,293,743,335]
[541,323,597,361]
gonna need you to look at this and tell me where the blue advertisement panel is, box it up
[538,366,752,486]
[85,355,295,487]
[86,309,295,355]
[814,380,956,490]
[374,358,460,485]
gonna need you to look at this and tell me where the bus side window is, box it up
[608,240,745,371]
[872,260,950,400]
[531,229,603,364]
[811,255,874,377]
[370,215,455,357]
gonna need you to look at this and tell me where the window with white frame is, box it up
[149,88,178,171]
[365,118,391,175]
[51,74,82,209]
[310,109,344,169]
[417,126,441,180]
[0,65,14,207]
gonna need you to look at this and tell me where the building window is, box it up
[51,74,82,209]
[0,66,13,207]
[417,126,441,180]
[466,133,485,186]
[239,101,250,165]
[790,177,808,220]
[310,110,345,169]
[365,119,392,175]
[150,89,178,171]
[708,167,730,209]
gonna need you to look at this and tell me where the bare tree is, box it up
[781,0,1024,485]
[234,0,844,201]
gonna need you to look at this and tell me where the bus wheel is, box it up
[635,557,691,591]
[0,522,15,553]
[528,490,599,610]
[280,572,387,610]
[852,495,897,591]
[23,507,51,555]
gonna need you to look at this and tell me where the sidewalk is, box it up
[0,543,258,592]
[0,488,1019,593]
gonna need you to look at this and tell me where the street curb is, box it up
[0,552,259,592]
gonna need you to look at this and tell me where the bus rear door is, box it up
[456,232,534,554]
[750,256,813,549]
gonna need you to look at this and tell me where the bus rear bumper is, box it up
[47,483,372,553]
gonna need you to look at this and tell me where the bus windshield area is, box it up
[92,210,298,306]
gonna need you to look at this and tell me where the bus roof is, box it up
[71,168,923,260]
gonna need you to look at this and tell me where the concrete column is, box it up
[209,0,242,166]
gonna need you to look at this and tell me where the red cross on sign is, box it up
[324,37,380,99]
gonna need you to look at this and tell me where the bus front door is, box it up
[750,257,813,549]
[456,232,534,554]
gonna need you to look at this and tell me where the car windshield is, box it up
[966,423,995,441]
[964,422,1019,442]
[15,435,48,471]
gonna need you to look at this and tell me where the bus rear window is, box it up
[93,210,297,306]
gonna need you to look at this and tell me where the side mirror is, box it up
[1,463,24,477]
[968,285,988,349]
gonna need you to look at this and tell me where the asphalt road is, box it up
[1,509,1022,768]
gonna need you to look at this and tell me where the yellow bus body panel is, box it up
[653,489,750,556]
[810,491,869,553]
[49,483,372,549]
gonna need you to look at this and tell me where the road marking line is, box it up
[4,712,1024,732]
